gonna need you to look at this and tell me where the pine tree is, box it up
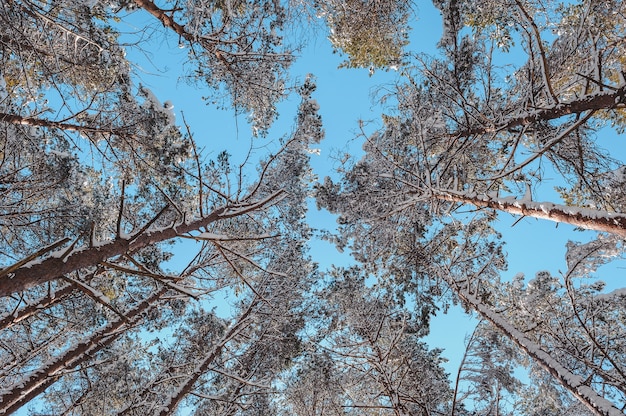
[316,1,626,414]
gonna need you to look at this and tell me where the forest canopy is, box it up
[1,0,626,415]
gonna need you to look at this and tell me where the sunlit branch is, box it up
[0,112,134,137]
[488,111,594,180]
[0,191,283,296]
[425,188,626,237]
[213,242,273,306]
[0,283,74,331]
[442,84,626,139]
[61,274,129,322]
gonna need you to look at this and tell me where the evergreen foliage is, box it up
[1,1,626,415]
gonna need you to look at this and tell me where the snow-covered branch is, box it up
[444,84,626,139]
[0,111,134,137]
[0,191,283,296]
[0,286,169,415]
[428,188,626,237]
[449,280,624,416]
[120,300,257,416]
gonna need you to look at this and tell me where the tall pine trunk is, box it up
[445,278,624,416]
[0,286,168,415]
[429,189,626,237]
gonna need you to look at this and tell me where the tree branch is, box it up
[0,111,130,137]
[0,191,284,296]
[427,188,626,237]
[444,85,626,139]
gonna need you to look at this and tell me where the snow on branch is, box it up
[0,111,136,138]
[444,84,626,139]
[428,188,626,238]
[136,301,257,416]
[0,192,284,297]
[0,287,169,415]
[449,280,624,416]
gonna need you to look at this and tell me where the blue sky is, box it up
[113,1,481,378]
[12,3,626,415]
[117,0,626,379]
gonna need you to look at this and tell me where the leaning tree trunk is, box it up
[429,189,626,238]
[444,84,626,139]
[0,286,168,415]
[0,283,75,331]
[0,191,282,296]
[445,278,624,416]
[116,300,257,416]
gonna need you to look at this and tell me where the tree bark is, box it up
[132,0,227,62]
[0,284,74,331]
[0,286,168,415]
[132,0,193,43]
[448,279,624,416]
[430,189,626,237]
[446,84,626,139]
[0,192,282,296]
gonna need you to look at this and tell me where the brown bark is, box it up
[447,85,626,138]
[157,302,255,416]
[0,287,168,415]
[0,112,129,137]
[431,190,626,237]
[132,0,226,62]
[0,284,74,331]
[449,280,623,416]
[132,0,195,44]
[0,192,283,297]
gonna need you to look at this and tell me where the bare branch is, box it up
[514,0,558,105]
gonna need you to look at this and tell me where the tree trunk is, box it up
[430,189,626,237]
[0,192,282,296]
[156,301,256,416]
[446,84,626,139]
[0,283,74,331]
[132,0,192,43]
[0,112,128,137]
[0,287,168,415]
[447,279,624,416]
